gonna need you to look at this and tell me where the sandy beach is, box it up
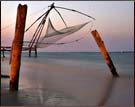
[1,52,134,106]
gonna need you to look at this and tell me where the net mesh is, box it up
[36,18,90,48]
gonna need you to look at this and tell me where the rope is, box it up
[1,6,48,31]
[54,6,95,20]
[24,20,94,47]
[25,11,47,32]
[24,30,91,46]
[28,4,55,48]
[2,3,95,48]
[24,36,86,46]
[54,8,68,28]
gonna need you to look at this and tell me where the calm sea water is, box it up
[1,52,134,77]
[1,52,134,106]
[21,52,134,76]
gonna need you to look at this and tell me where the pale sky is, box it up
[1,1,134,52]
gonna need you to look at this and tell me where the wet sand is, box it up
[1,53,134,106]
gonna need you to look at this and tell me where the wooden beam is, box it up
[9,4,27,91]
[91,30,119,77]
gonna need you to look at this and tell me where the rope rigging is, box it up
[23,21,94,47]
[1,6,48,31]
[24,35,85,45]
[53,6,96,20]
[24,3,95,48]
[25,11,47,32]
[2,3,95,49]
[53,8,68,28]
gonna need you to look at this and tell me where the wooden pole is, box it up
[91,30,119,77]
[2,47,5,58]
[9,4,27,91]
[29,48,31,57]
[35,45,37,57]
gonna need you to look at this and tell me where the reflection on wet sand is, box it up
[98,76,117,106]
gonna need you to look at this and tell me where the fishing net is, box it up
[36,18,90,48]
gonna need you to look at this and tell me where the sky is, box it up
[1,1,134,52]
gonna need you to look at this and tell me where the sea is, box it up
[1,52,134,106]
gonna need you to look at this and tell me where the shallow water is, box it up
[1,52,134,106]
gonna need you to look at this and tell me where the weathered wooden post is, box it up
[91,30,119,77]
[35,45,37,57]
[9,4,27,91]
[29,48,31,57]
[2,47,5,58]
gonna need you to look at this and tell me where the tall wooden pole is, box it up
[91,30,119,77]
[9,4,27,91]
